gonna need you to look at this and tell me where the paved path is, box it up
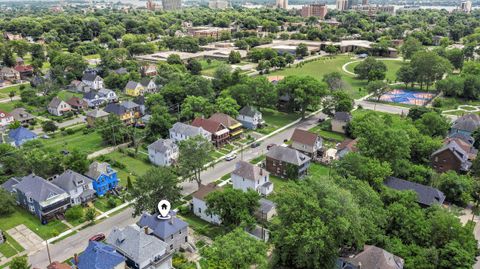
[32,116,86,135]
[7,225,43,252]
[342,57,404,76]
[87,143,130,160]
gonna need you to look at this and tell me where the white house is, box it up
[82,73,104,90]
[231,161,273,196]
[51,170,95,206]
[192,183,221,225]
[0,110,14,127]
[236,106,264,130]
[140,78,158,94]
[290,128,323,159]
[169,122,211,143]
[148,139,179,166]
[47,97,72,116]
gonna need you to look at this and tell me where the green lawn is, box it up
[345,59,405,82]
[178,211,226,239]
[268,55,369,99]
[0,101,20,112]
[101,150,154,185]
[83,54,100,60]
[57,90,82,101]
[434,97,480,112]
[200,59,225,77]
[0,209,69,240]
[257,108,299,135]
[309,121,346,142]
[0,234,24,258]
[0,83,29,99]
[93,196,123,213]
[41,130,105,156]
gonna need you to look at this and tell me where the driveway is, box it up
[7,225,44,252]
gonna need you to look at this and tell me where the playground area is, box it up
[378,89,435,106]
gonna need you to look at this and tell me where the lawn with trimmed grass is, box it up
[309,120,346,142]
[0,209,69,240]
[94,196,123,213]
[200,59,224,77]
[268,55,369,99]
[257,108,299,135]
[101,150,154,185]
[434,97,480,112]
[0,83,30,99]
[178,211,227,239]
[345,59,405,82]
[56,90,82,101]
[83,54,100,60]
[0,234,24,258]
[41,130,105,156]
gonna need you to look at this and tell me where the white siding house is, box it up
[169,122,211,143]
[148,139,179,166]
[231,161,273,196]
[192,184,221,225]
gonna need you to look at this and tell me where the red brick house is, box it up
[191,117,230,148]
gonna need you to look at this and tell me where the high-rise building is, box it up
[301,4,328,19]
[460,0,472,13]
[209,0,229,9]
[162,0,181,10]
[346,0,358,9]
[276,0,288,9]
[336,0,347,10]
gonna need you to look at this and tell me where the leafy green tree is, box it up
[436,76,464,97]
[10,256,31,269]
[400,37,423,59]
[366,80,389,103]
[410,51,452,90]
[322,72,344,90]
[130,167,182,216]
[228,51,241,64]
[63,149,89,173]
[335,153,392,189]
[96,115,130,146]
[215,96,240,117]
[414,112,450,137]
[435,171,473,206]
[41,121,57,133]
[396,64,416,88]
[321,91,353,116]
[178,136,214,188]
[445,48,464,70]
[180,96,214,120]
[201,228,268,269]
[145,106,173,143]
[0,189,16,217]
[295,43,308,58]
[85,207,96,223]
[186,59,202,75]
[50,52,87,84]
[167,54,183,65]
[354,57,387,82]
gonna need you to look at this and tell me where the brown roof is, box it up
[191,118,226,134]
[337,138,358,152]
[232,161,268,181]
[66,97,86,107]
[192,183,221,201]
[47,262,71,269]
[445,137,471,153]
[209,113,241,128]
[14,65,33,72]
[291,128,319,147]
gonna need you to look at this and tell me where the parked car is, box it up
[89,233,106,242]
[225,153,237,161]
[251,142,261,148]
[267,144,276,150]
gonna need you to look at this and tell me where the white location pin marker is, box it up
[157,200,171,219]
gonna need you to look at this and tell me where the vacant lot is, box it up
[41,130,105,156]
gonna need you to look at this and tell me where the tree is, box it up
[445,48,464,70]
[130,167,182,216]
[63,149,89,173]
[50,52,87,84]
[10,256,30,269]
[336,153,392,190]
[353,57,387,81]
[9,90,15,101]
[410,51,452,90]
[366,80,389,104]
[400,37,423,60]
[0,189,16,217]
[186,59,202,75]
[3,49,15,67]
[295,43,308,58]
[215,96,240,117]
[228,51,241,64]
[178,136,214,188]
[396,64,416,88]
[85,207,96,223]
[435,171,473,206]
[145,106,173,143]
[321,91,354,116]
[206,188,260,228]
[201,228,267,269]
[167,54,183,65]
[414,112,450,137]
[436,76,464,97]
[41,121,57,133]
[285,53,295,66]
[322,72,344,90]
[96,115,130,146]
[325,45,338,54]
[180,96,214,120]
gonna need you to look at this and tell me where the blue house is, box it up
[85,162,119,197]
[7,127,37,147]
[73,241,125,269]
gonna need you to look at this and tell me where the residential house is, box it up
[1,177,19,194]
[384,177,445,207]
[265,145,311,179]
[231,161,273,196]
[141,65,158,77]
[51,170,95,206]
[191,117,229,147]
[237,106,264,130]
[137,211,189,251]
[255,198,277,222]
[169,122,212,143]
[0,110,14,127]
[113,67,128,75]
[0,67,20,81]
[134,96,146,115]
[104,101,140,124]
[209,113,243,140]
[3,32,22,41]
[82,73,104,90]
[192,183,222,225]
[124,81,144,97]
[10,108,34,125]
[86,109,109,127]
[48,97,72,116]
[83,91,105,108]
[74,241,126,269]
[148,139,179,166]
[336,138,358,159]
[331,112,352,134]
[85,162,119,197]
[13,65,33,79]
[66,97,88,111]
[450,113,480,136]
[337,245,404,269]
[98,89,118,103]
[290,128,323,159]
[449,132,475,145]
[106,225,174,269]
[140,78,157,94]
[13,174,70,221]
[69,80,91,93]
[431,137,477,173]
[6,127,37,147]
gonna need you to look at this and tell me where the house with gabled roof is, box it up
[209,113,243,140]
[148,139,179,166]
[0,67,20,81]
[82,73,104,90]
[384,177,445,207]
[85,162,119,197]
[104,101,140,124]
[290,128,323,159]
[0,110,14,127]
[124,81,144,97]
[6,126,37,147]
[13,174,71,221]
[14,65,33,79]
[337,245,404,269]
[140,78,157,94]
[450,113,480,137]
[66,97,88,111]
[141,65,158,77]
[266,145,311,179]
[106,224,174,269]
[431,138,476,173]
[137,211,189,251]
[0,177,20,194]
[231,161,273,196]
[10,108,34,125]
[86,109,109,127]
[191,117,229,147]
[336,138,358,159]
[48,97,72,116]
[169,122,212,143]
[51,170,95,206]
[331,111,352,134]
[73,241,126,269]
[237,106,264,130]
[192,183,222,224]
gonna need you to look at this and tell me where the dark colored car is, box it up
[89,233,106,242]
[251,142,261,148]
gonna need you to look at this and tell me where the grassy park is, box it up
[344,59,404,82]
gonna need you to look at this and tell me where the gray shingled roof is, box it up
[170,122,210,137]
[266,146,311,166]
[148,139,177,154]
[85,162,115,180]
[137,211,188,240]
[385,177,445,206]
[51,170,92,193]
[48,97,63,109]
[121,101,139,110]
[238,106,260,118]
[140,78,154,87]
[86,109,109,118]
[452,113,480,133]
[104,103,127,116]
[333,112,352,122]
[106,225,169,265]
[1,177,19,193]
[14,174,67,203]
[258,198,276,213]
[125,81,140,90]
[343,245,404,269]
[82,73,98,82]
[232,161,268,182]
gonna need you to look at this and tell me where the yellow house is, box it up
[124,81,144,97]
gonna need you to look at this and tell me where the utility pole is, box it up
[46,239,52,265]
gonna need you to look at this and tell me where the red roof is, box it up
[0,110,12,119]
[291,128,319,147]
[14,65,33,73]
[191,118,226,134]
[67,97,86,107]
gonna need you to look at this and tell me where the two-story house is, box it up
[86,109,109,127]
[66,97,88,111]
[137,211,189,251]
[192,183,222,225]
[431,137,477,173]
[104,101,140,124]
[124,81,145,97]
[6,127,37,147]
[148,139,179,166]
[10,108,34,125]
[209,113,243,140]
[98,89,118,103]
[290,128,323,159]
[140,78,157,94]
[48,97,72,116]
[331,111,352,134]
[237,106,264,130]
[384,177,445,207]
[13,174,71,222]
[141,65,158,77]
[73,241,126,269]
[231,161,273,196]
[106,225,173,269]
[337,245,404,269]
[266,146,311,179]
[169,122,212,143]
[85,162,119,197]
[0,110,14,127]
[82,73,104,90]
[450,113,480,137]
[0,67,20,81]
[191,117,229,148]
[51,170,95,206]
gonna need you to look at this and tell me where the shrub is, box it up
[107,197,117,208]
[65,206,84,222]
[432,98,444,108]
[112,160,126,169]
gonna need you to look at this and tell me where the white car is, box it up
[225,153,237,161]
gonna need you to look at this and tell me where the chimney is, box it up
[169,217,174,225]
[144,226,149,235]
[260,168,263,176]
[74,253,79,265]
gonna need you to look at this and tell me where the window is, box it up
[198,208,201,213]
[185,236,188,242]
[170,244,173,250]
[29,205,35,212]
[171,235,173,239]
